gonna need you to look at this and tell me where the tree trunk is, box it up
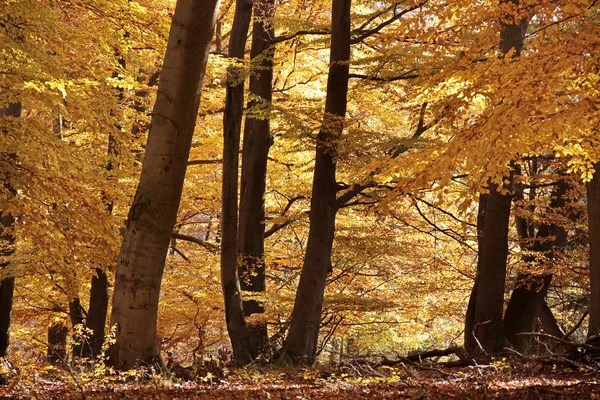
[587,162,600,344]
[464,193,486,354]
[221,0,253,367]
[238,0,275,360]
[503,176,568,354]
[282,0,351,365]
[109,0,220,370]
[471,182,512,355]
[48,321,68,365]
[0,277,14,358]
[0,101,22,357]
[464,1,527,358]
[84,98,122,359]
[503,274,551,354]
[84,267,109,357]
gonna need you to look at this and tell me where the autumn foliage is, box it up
[1,0,600,396]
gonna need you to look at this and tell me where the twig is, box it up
[472,320,490,358]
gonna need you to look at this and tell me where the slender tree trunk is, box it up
[464,193,487,354]
[282,0,351,365]
[85,267,109,357]
[69,297,85,358]
[221,0,253,366]
[109,0,220,370]
[0,101,22,357]
[238,0,275,359]
[83,108,122,359]
[0,277,14,358]
[587,162,600,344]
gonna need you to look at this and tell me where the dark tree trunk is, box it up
[48,321,68,365]
[503,176,568,353]
[587,162,600,344]
[0,278,14,358]
[238,0,275,360]
[84,100,121,359]
[221,0,253,367]
[471,182,512,355]
[503,274,551,354]
[282,0,351,365]
[464,1,527,358]
[0,101,22,357]
[84,268,109,357]
[464,193,487,354]
[109,0,220,370]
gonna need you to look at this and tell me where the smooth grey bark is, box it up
[238,0,275,360]
[587,162,600,344]
[109,0,220,370]
[0,101,21,357]
[282,0,351,365]
[221,0,253,366]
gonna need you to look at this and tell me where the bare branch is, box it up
[350,1,428,45]
[348,72,419,82]
[272,28,330,44]
[171,232,219,253]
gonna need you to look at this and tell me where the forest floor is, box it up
[1,360,600,399]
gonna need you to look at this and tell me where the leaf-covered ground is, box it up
[2,363,600,399]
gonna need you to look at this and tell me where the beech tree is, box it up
[282,0,351,365]
[0,101,20,357]
[221,0,253,366]
[109,0,220,369]
[2,0,599,372]
[464,1,528,357]
[238,0,276,359]
[587,162,600,344]
[503,167,569,354]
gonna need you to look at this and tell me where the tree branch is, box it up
[348,72,419,82]
[171,232,219,253]
[350,1,428,45]
[264,196,308,238]
[272,28,330,44]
